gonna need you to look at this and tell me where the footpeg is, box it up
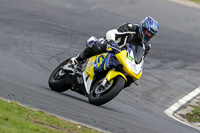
[133,80,139,86]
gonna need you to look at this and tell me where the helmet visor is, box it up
[143,28,155,41]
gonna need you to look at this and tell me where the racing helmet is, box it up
[138,16,159,42]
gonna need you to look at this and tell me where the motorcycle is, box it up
[48,37,145,105]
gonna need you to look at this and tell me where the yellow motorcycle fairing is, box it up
[116,50,143,80]
[85,52,128,82]
[85,53,107,80]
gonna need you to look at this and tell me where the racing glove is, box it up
[107,40,120,54]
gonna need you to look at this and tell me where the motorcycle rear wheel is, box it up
[48,59,71,92]
[88,76,125,106]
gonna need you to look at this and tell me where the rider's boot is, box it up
[70,40,106,67]
[70,54,86,67]
[62,54,84,71]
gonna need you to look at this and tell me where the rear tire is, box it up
[88,76,125,106]
[48,59,71,92]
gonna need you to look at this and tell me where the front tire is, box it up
[88,76,125,106]
[48,59,71,92]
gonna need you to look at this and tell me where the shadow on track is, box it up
[41,86,89,104]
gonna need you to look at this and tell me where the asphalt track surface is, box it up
[0,0,200,133]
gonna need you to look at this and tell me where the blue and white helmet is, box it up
[138,16,159,42]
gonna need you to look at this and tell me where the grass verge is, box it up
[183,105,200,122]
[189,0,200,4]
[0,99,102,133]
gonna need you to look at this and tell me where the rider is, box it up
[70,16,159,66]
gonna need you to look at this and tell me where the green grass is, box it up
[0,99,102,133]
[183,105,200,122]
[189,0,200,4]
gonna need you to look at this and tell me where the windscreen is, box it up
[127,43,144,64]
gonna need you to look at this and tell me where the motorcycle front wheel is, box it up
[88,76,125,106]
[48,59,71,92]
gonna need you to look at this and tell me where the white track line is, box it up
[164,86,200,130]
